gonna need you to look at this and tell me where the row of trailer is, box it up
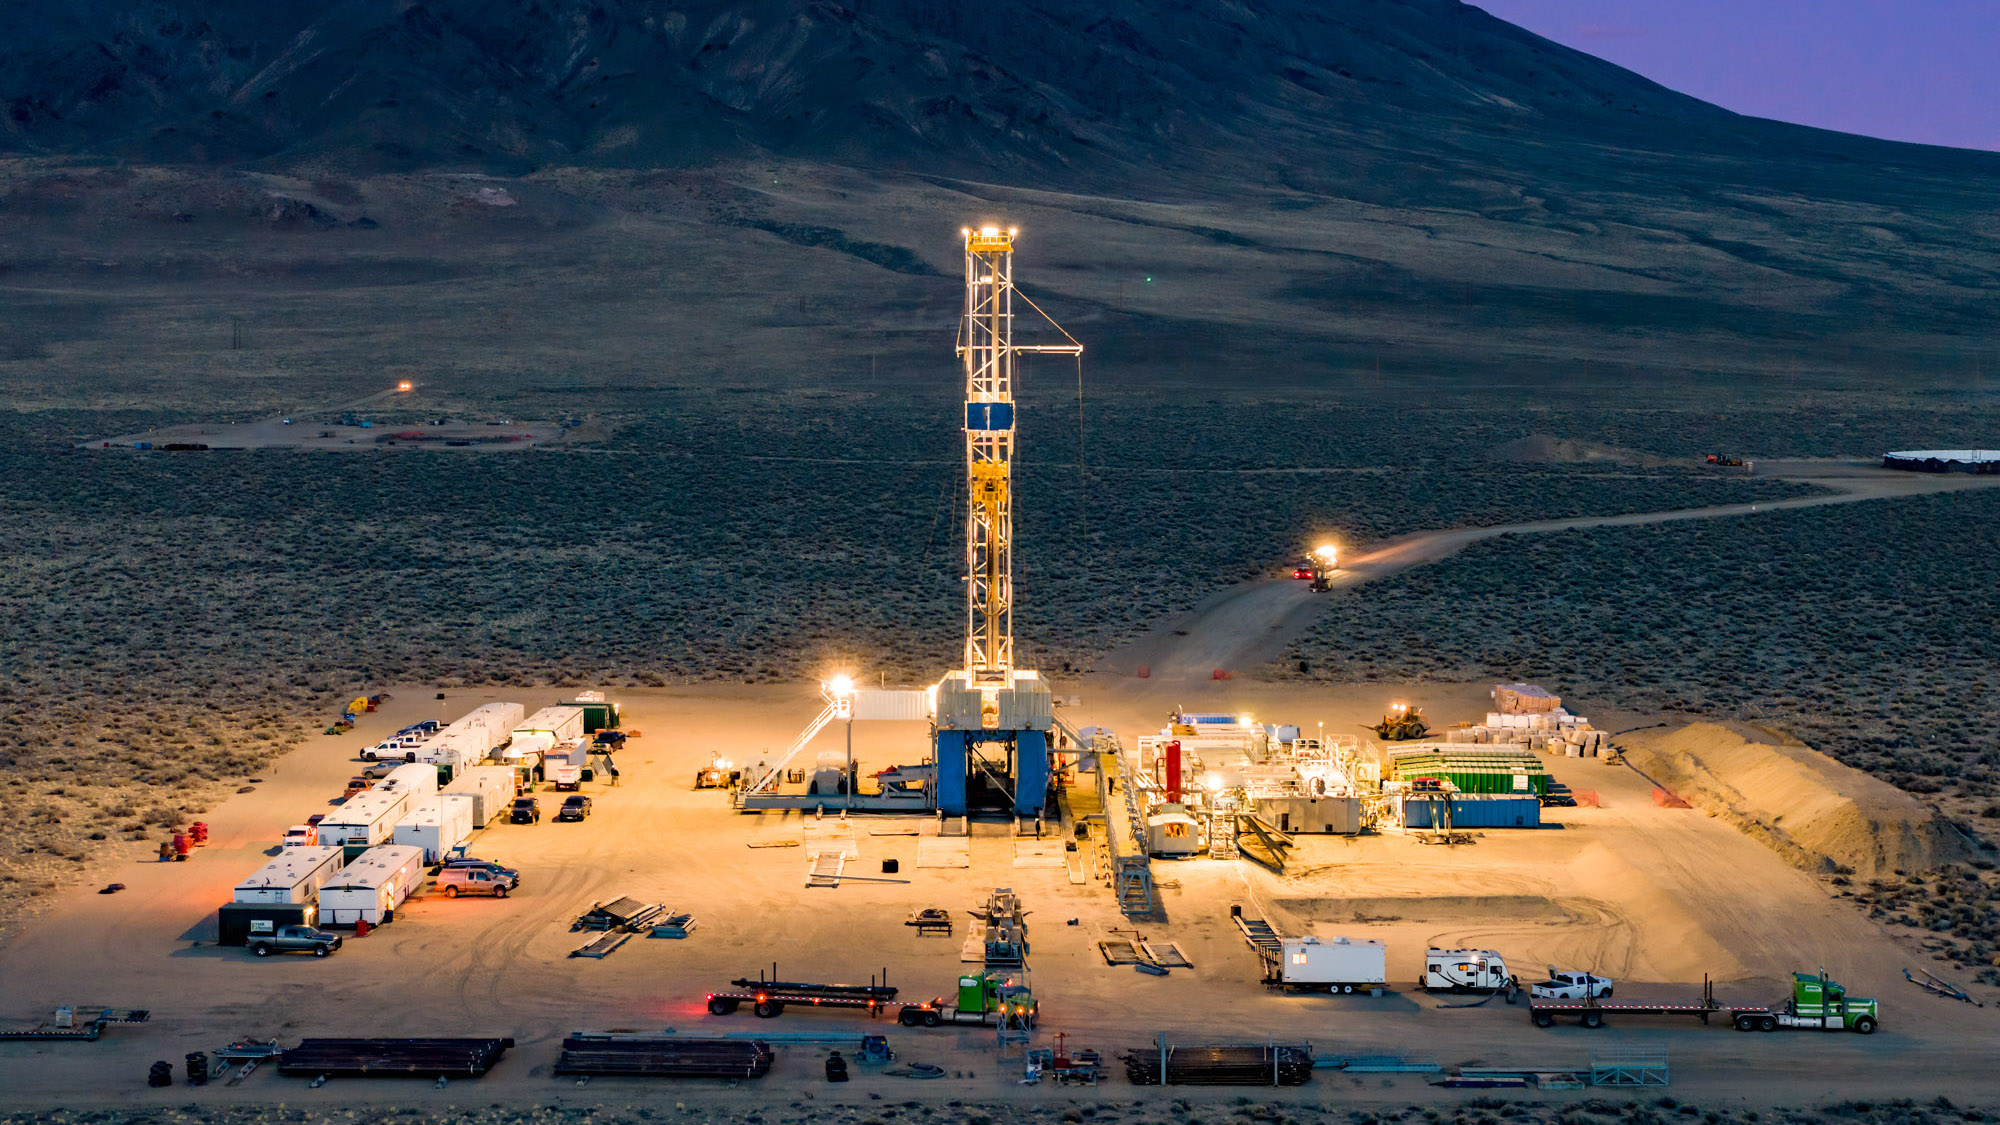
[218,698,617,945]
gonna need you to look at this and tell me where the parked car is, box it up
[509,797,540,824]
[344,777,372,797]
[556,795,593,822]
[360,735,421,762]
[592,730,627,748]
[282,824,317,847]
[251,925,342,958]
[400,720,442,736]
[1530,970,1614,1000]
[306,813,327,827]
[438,865,516,898]
[360,761,398,780]
[442,857,521,885]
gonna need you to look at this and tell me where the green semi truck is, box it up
[1531,971,1877,1033]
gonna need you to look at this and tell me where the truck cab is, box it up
[1779,972,1877,1033]
[897,972,1037,1028]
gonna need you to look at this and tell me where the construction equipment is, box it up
[895,970,1037,1029]
[1705,453,1746,467]
[1372,703,1430,741]
[1302,543,1339,592]
[1529,971,1878,1033]
[1025,1033,1104,1085]
[855,1034,895,1064]
[979,887,1030,967]
[693,752,737,790]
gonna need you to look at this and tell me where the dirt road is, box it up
[1108,462,2000,679]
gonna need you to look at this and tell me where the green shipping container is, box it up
[566,700,621,733]
[1389,751,1548,797]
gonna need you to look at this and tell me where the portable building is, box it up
[1277,934,1387,992]
[376,761,440,800]
[393,794,475,863]
[510,706,586,761]
[565,691,621,732]
[1146,807,1202,857]
[1254,795,1362,835]
[317,845,426,926]
[442,765,516,827]
[232,846,346,905]
[1401,793,1542,830]
[217,902,315,947]
[315,789,413,848]
[421,702,526,766]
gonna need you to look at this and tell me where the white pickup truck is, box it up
[1529,969,1614,1000]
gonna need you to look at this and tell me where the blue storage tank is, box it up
[1402,794,1541,829]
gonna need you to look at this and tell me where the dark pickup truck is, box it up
[250,925,343,958]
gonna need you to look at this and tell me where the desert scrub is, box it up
[1279,486,2000,865]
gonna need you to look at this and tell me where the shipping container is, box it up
[315,789,413,847]
[442,765,516,827]
[232,846,346,905]
[1401,794,1542,829]
[217,901,315,947]
[565,691,621,732]
[317,845,426,926]
[1278,934,1387,991]
[1386,746,1548,796]
[392,794,475,863]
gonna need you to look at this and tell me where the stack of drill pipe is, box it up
[1120,1045,1313,1086]
[275,1038,513,1077]
[553,1037,774,1079]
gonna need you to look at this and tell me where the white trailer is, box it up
[316,789,413,848]
[1424,948,1513,992]
[509,705,586,762]
[376,761,439,800]
[442,765,516,827]
[317,844,426,926]
[233,846,346,905]
[392,795,475,863]
[1278,934,1387,994]
[419,702,527,766]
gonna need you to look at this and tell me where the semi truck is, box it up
[894,972,1038,1029]
[1530,972,1877,1033]
[1273,934,1386,994]
[1424,948,1513,992]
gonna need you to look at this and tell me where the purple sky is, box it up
[1473,1,2000,151]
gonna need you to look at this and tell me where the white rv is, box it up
[1423,948,1513,992]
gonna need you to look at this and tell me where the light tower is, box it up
[932,225,1082,816]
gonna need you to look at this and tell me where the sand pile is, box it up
[1622,722,1970,878]
[1487,434,1668,465]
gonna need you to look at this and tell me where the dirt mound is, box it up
[1622,722,1970,878]
[1489,434,1667,466]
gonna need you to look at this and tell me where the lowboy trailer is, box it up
[1530,972,1878,1034]
[706,971,898,1019]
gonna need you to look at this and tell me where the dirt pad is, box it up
[1487,433,1670,466]
[1624,721,1970,877]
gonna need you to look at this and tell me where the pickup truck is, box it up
[250,925,343,958]
[1529,970,1614,1000]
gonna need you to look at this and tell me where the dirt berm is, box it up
[1621,722,1971,878]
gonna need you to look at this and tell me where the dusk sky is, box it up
[1475,0,2000,152]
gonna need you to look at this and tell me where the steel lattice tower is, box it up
[957,225,1080,685]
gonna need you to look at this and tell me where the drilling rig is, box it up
[932,225,1083,817]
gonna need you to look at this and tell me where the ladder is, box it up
[806,851,845,888]
[1097,734,1155,917]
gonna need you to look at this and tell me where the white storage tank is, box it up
[442,765,516,827]
[317,845,426,926]
[393,794,475,863]
[316,789,413,848]
[232,846,346,905]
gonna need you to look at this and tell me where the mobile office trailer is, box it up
[315,789,413,848]
[1276,934,1387,994]
[217,902,316,947]
[442,765,515,827]
[392,794,475,863]
[232,846,345,905]
[376,762,440,800]
[317,844,425,926]
[510,706,586,762]
[422,702,527,765]
[1424,948,1513,992]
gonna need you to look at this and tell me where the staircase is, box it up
[1093,735,1155,918]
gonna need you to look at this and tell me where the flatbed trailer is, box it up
[1530,974,1878,1034]
[706,972,898,1019]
